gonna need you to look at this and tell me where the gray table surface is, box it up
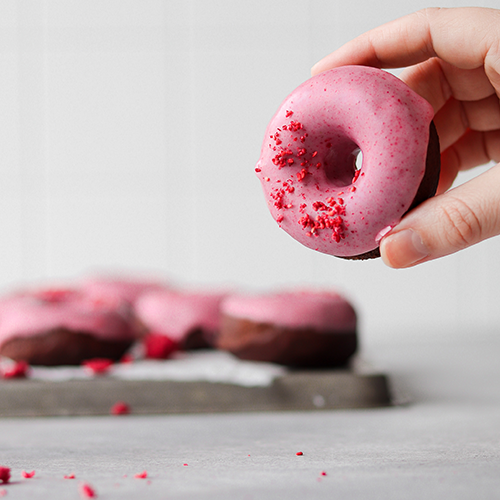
[1,327,499,499]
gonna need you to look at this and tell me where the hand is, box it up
[312,7,500,268]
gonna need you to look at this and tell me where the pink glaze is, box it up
[0,288,136,347]
[134,290,227,343]
[221,290,356,333]
[256,66,435,257]
[82,276,168,305]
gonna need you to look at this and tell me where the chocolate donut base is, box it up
[134,316,215,352]
[0,329,133,366]
[216,316,357,368]
[182,328,215,350]
[342,121,441,260]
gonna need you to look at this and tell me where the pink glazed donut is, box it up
[216,290,357,367]
[0,288,137,366]
[134,289,227,350]
[256,66,440,259]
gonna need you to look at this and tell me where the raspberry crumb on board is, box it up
[0,467,10,484]
[120,353,134,364]
[0,488,6,497]
[21,470,35,478]
[64,473,76,479]
[134,471,148,479]
[2,360,29,379]
[110,401,130,416]
[82,358,114,375]
[295,452,303,456]
[79,482,97,498]
[143,333,178,360]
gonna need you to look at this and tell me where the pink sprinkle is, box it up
[0,467,10,484]
[134,471,148,479]
[22,470,35,479]
[183,464,188,467]
[79,482,96,498]
[110,402,130,416]
[82,358,113,375]
[296,452,303,456]
[320,471,327,476]
[64,473,76,479]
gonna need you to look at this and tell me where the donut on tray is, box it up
[0,288,136,366]
[216,290,357,368]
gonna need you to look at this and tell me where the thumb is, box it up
[380,163,500,268]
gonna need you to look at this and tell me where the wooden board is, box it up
[0,369,391,417]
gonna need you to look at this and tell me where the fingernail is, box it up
[381,229,429,268]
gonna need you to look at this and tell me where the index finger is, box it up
[311,7,500,91]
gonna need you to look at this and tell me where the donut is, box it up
[134,289,227,350]
[0,288,137,366]
[216,290,357,367]
[255,65,440,259]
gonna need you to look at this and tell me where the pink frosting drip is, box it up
[134,290,227,342]
[221,290,356,333]
[256,66,435,257]
[0,288,136,346]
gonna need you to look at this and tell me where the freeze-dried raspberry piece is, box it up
[79,482,96,498]
[110,401,130,416]
[0,467,10,484]
[82,358,113,375]
[2,361,29,379]
[143,333,177,360]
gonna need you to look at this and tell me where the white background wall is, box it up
[1,0,499,342]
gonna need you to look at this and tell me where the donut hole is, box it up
[323,141,363,187]
[355,149,363,170]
